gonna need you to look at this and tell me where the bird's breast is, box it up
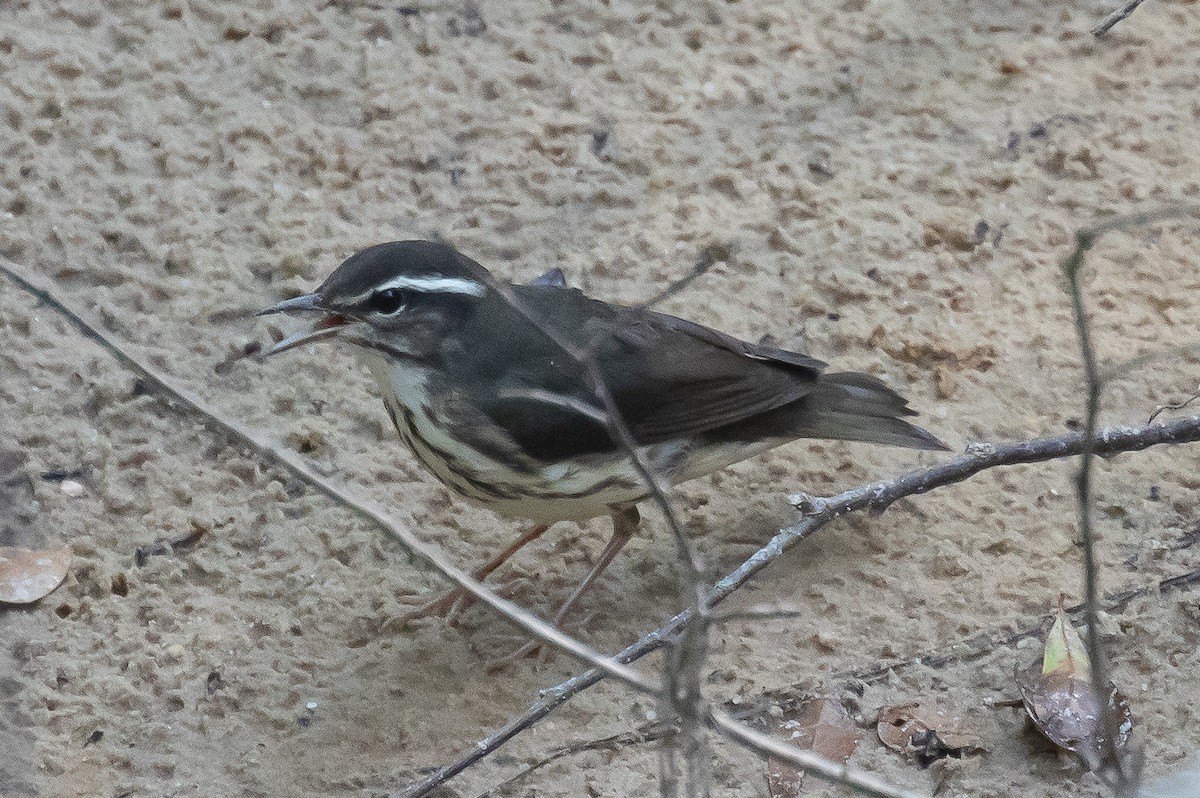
[356,353,735,522]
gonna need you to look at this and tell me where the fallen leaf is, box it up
[0,544,72,604]
[876,702,984,766]
[1041,597,1090,677]
[766,696,861,797]
[1015,597,1133,770]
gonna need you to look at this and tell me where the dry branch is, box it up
[1092,0,1148,37]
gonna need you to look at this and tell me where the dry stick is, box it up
[1092,0,1148,37]
[1064,229,1121,786]
[0,258,658,698]
[845,564,1200,686]
[399,415,1200,798]
[484,558,1200,798]
[1148,385,1200,424]
[1065,221,1145,793]
[1058,206,1200,788]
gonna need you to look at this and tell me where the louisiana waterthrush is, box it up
[259,241,947,625]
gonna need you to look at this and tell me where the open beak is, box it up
[257,293,355,355]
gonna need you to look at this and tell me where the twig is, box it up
[638,243,731,310]
[479,560,1200,796]
[398,415,1200,797]
[476,709,922,798]
[1092,0,1148,37]
[473,723,675,798]
[841,563,1200,685]
[0,257,658,698]
[1148,385,1200,424]
[1063,227,1124,785]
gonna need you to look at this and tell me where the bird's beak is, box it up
[257,293,355,355]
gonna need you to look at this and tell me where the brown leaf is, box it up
[766,696,861,798]
[876,702,984,766]
[0,544,72,604]
[1015,663,1133,770]
[1015,600,1133,770]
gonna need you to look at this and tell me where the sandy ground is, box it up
[2,0,1199,796]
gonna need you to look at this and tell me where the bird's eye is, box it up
[367,288,408,315]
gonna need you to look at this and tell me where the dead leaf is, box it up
[766,696,861,797]
[877,702,984,766]
[1015,597,1133,770]
[0,544,72,604]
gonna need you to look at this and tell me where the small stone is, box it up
[60,480,85,497]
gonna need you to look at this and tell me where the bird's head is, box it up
[258,241,492,364]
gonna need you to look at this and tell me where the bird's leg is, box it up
[551,506,639,627]
[396,523,551,625]
[490,506,639,667]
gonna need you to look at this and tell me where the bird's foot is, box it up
[392,580,520,628]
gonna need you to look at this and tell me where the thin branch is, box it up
[1064,227,1125,785]
[0,257,659,698]
[841,563,1200,686]
[474,723,675,798]
[477,560,1200,797]
[1148,385,1200,424]
[638,243,730,310]
[1092,0,1148,37]
[397,415,1200,797]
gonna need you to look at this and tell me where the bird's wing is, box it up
[467,286,826,458]
[591,308,826,442]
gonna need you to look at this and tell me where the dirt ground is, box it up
[2,1,1199,796]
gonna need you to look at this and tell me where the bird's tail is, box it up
[795,372,949,451]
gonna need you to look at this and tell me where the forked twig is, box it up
[1148,385,1200,424]
[1063,226,1123,786]
[1061,209,1198,792]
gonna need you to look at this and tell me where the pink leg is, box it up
[551,506,639,627]
[396,523,551,625]
[490,507,640,667]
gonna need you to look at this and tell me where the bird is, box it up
[258,240,947,628]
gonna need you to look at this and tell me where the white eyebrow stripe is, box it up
[346,275,487,304]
